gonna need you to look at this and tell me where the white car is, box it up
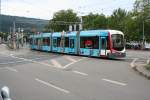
[145,43,150,50]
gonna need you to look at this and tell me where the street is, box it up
[0,44,150,100]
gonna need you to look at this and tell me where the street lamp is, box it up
[142,18,150,49]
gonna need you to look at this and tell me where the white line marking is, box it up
[102,78,127,86]
[10,55,62,69]
[5,67,18,72]
[36,62,53,67]
[50,59,63,68]
[72,70,88,76]
[0,60,25,65]
[63,56,76,62]
[63,58,85,69]
[130,58,138,68]
[35,78,70,94]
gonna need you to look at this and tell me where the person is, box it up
[85,40,93,49]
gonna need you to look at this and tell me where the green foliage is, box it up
[45,9,80,32]
[83,13,107,30]
[134,0,150,41]
[108,8,128,32]
[145,63,150,71]
[0,32,9,41]
[45,6,150,42]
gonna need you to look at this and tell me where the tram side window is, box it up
[43,38,50,46]
[80,36,99,49]
[38,38,41,46]
[65,37,69,47]
[33,39,35,45]
[53,39,57,47]
[70,39,74,48]
[29,38,33,45]
[57,38,61,47]
[35,38,38,45]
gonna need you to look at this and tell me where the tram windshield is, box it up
[111,34,125,51]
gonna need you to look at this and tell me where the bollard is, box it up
[1,86,11,100]
[147,60,150,65]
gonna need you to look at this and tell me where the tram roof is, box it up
[80,30,108,37]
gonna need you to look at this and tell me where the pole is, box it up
[21,28,24,47]
[0,0,1,15]
[142,20,145,49]
[0,0,1,32]
[9,27,12,47]
[13,21,16,49]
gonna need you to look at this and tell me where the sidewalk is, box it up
[131,59,150,80]
[0,43,30,56]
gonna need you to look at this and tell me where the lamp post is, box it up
[0,0,1,33]
[142,20,145,49]
[12,20,16,49]
[142,18,150,49]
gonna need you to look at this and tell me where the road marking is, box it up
[50,59,63,68]
[102,78,127,86]
[63,58,86,69]
[11,55,56,67]
[36,62,53,67]
[5,67,18,72]
[72,70,88,76]
[9,54,85,69]
[0,60,25,65]
[63,56,76,62]
[130,58,138,68]
[10,55,32,61]
[35,78,70,94]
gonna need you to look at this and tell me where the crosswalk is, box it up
[0,53,86,69]
[38,55,86,69]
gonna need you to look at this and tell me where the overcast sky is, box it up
[1,0,135,20]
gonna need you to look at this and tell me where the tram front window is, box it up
[111,34,124,51]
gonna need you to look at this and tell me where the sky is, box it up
[1,0,136,20]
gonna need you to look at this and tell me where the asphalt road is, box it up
[0,45,150,100]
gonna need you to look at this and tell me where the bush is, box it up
[145,64,150,71]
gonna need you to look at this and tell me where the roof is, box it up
[52,32,62,37]
[42,33,51,37]
[34,34,42,38]
[80,30,108,37]
[65,31,77,37]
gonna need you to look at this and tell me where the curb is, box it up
[131,59,150,80]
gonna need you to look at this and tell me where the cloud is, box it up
[1,0,135,19]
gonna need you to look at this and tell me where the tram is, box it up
[29,30,126,58]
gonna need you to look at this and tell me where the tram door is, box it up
[69,37,75,53]
[100,37,107,56]
[52,38,57,51]
[37,38,42,50]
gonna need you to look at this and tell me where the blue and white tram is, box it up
[29,30,126,58]
[41,33,51,51]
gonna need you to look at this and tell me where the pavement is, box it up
[131,59,150,79]
[0,44,150,100]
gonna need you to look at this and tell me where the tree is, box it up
[45,9,80,32]
[134,0,150,41]
[83,13,107,30]
[108,8,128,31]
